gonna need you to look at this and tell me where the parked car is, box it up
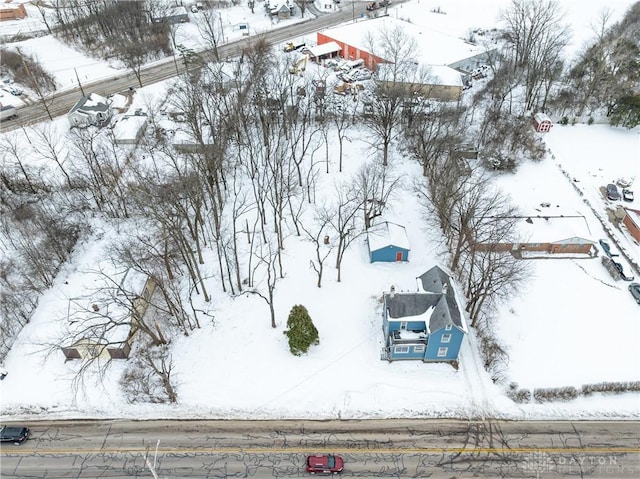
[2,85,22,96]
[606,183,620,200]
[598,239,618,257]
[629,283,640,304]
[0,425,30,444]
[306,454,344,474]
[350,68,372,81]
[622,188,634,202]
[613,261,635,282]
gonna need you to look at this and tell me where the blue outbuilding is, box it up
[366,221,410,263]
[381,266,466,363]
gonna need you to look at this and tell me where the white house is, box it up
[67,93,113,128]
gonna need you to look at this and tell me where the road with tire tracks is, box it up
[1,419,638,478]
[0,2,388,132]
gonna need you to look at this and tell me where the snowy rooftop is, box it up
[377,63,463,87]
[111,114,148,143]
[514,211,596,243]
[62,267,149,346]
[319,16,487,66]
[70,93,110,114]
[367,221,410,252]
[306,41,341,58]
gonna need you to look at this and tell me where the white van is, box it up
[340,58,365,72]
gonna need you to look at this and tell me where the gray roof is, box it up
[386,293,440,319]
[69,93,110,115]
[385,265,463,331]
[418,266,462,329]
[417,265,451,294]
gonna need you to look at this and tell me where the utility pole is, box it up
[74,68,85,96]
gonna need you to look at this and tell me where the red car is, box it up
[305,454,344,474]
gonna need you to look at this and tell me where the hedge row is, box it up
[582,381,640,396]
[508,381,640,404]
[533,387,579,403]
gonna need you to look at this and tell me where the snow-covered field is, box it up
[1,0,638,421]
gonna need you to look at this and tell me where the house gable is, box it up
[382,266,466,362]
[367,221,410,262]
[68,93,113,127]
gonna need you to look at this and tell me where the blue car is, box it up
[0,426,30,445]
[629,283,640,304]
[606,183,620,200]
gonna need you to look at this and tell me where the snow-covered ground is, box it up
[1,0,639,421]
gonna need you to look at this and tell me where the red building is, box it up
[622,207,640,243]
[316,31,386,70]
[533,112,553,132]
[0,2,27,21]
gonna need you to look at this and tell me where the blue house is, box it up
[381,266,466,363]
[366,221,410,263]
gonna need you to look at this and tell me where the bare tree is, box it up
[246,239,280,328]
[13,47,57,120]
[114,39,148,88]
[362,22,420,166]
[29,124,73,188]
[121,341,177,404]
[568,4,640,117]
[0,132,39,194]
[197,8,225,61]
[111,235,201,335]
[462,246,530,326]
[319,186,363,283]
[32,1,55,34]
[407,102,465,177]
[300,215,333,288]
[67,128,128,217]
[500,0,570,111]
[324,88,359,172]
[354,159,402,229]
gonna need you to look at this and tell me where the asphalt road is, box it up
[0,3,381,132]
[1,419,639,478]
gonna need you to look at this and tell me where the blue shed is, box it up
[367,221,410,263]
[380,266,466,363]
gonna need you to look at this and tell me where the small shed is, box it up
[533,112,552,132]
[367,221,410,262]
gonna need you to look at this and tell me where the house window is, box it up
[413,345,425,353]
[400,322,407,330]
[394,346,409,354]
[442,334,451,343]
[437,347,448,357]
[445,324,452,331]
